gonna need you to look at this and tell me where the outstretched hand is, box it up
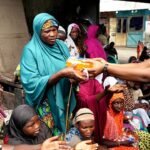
[107,84,127,93]
[62,67,87,82]
[41,136,72,150]
[83,59,105,78]
[75,140,99,150]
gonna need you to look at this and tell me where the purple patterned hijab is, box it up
[84,25,107,59]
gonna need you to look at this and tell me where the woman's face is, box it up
[41,26,58,45]
[112,98,124,113]
[77,120,95,139]
[70,27,79,40]
[23,115,41,137]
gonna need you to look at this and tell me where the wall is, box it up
[0,0,29,75]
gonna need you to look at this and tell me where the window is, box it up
[129,16,143,31]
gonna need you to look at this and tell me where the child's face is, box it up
[112,98,124,113]
[22,115,41,137]
[77,120,95,139]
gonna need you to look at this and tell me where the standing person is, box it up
[57,26,67,41]
[65,23,83,58]
[84,24,107,59]
[20,13,86,133]
[137,41,144,60]
[104,42,118,63]
[139,46,150,62]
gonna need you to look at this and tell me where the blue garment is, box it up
[66,127,83,142]
[20,13,76,132]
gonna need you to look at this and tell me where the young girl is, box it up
[7,104,52,145]
[102,93,138,150]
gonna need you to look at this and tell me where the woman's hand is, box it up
[107,84,126,93]
[75,140,99,150]
[62,67,87,82]
[41,136,72,150]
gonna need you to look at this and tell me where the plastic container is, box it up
[66,58,93,70]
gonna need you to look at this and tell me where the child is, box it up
[66,108,95,147]
[7,104,52,145]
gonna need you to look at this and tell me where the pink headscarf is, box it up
[84,25,107,59]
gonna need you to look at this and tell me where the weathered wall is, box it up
[0,0,29,75]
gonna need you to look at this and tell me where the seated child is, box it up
[7,104,52,145]
[66,108,95,147]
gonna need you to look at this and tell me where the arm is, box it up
[2,136,72,150]
[102,139,134,148]
[47,67,86,88]
[87,59,150,82]
[2,144,41,150]
[107,61,150,82]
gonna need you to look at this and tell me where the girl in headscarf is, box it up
[7,105,52,145]
[84,24,107,59]
[65,23,84,58]
[102,93,138,150]
[20,13,86,133]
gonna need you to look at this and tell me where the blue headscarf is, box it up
[20,13,76,132]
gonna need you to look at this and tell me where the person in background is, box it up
[66,108,98,150]
[126,81,143,103]
[84,24,106,59]
[132,107,150,131]
[98,24,109,47]
[139,46,150,62]
[137,41,144,60]
[140,100,149,114]
[65,23,84,58]
[57,26,66,41]
[104,42,118,64]
[20,13,86,134]
[124,111,150,150]
[128,56,138,63]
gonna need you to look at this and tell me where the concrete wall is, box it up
[0,0,29,75]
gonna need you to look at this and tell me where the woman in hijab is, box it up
[20,13,86,134]
[102,93,138,150]
[65,23,84,58]
[7,104,52,145]
[84,24,107,59]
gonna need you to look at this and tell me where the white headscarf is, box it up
[65,23,80,58]
[133,108,150,127]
